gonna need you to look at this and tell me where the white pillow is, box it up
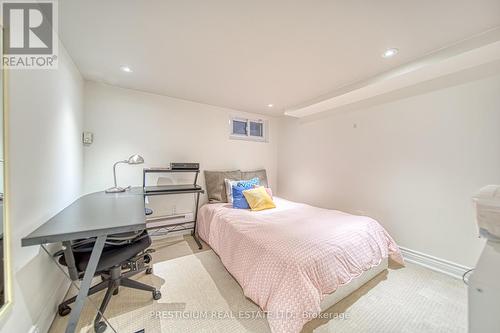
[224,178,240,204]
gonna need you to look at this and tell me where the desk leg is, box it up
[62,241,79,281]
[65,235,107,333]
[192,191,203,250]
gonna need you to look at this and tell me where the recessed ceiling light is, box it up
[382,48,398,58]
[267,104,274,108]
[120,66,133,73]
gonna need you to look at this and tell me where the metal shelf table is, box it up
[143,168,204,249]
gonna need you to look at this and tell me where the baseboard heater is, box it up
[146,212,194,229]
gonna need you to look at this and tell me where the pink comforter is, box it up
[198,197,403,333]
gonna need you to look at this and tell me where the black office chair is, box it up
[55,229,161,333]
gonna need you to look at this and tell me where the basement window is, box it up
[230,117,267,142]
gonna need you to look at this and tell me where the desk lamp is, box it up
[105,154,144,193]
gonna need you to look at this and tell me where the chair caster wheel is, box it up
[146,267,153,274]
[58,304,71,316]
[113,287,119,295]
[153,290,162,300]
[94,321,107,333]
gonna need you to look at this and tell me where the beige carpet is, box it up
[49,235,467,333]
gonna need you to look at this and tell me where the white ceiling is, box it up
[59,1,500,116]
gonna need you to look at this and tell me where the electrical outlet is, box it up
[82,131,93,145]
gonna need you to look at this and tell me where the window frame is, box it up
[229,116,268,142]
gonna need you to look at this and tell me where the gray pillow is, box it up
[204,170,242,203]
[241,169,268,188]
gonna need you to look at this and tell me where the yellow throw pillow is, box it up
[243,186,276,211]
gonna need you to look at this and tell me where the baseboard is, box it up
[399,246,471,279]
[38,274,71,333]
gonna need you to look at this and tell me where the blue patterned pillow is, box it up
[232,178,260,209]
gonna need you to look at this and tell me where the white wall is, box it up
[83,81,279,208]
[0,44,84,333]
[278,74,500,267]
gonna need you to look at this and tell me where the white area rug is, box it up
[49,236,467,333]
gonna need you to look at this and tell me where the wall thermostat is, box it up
[82,131,93,145]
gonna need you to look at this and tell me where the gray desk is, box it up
[21,188,147,333]
[22,189,146,247]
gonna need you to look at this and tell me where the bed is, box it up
[198,196,403,333]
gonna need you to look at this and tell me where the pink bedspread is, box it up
[198,197,404,333]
